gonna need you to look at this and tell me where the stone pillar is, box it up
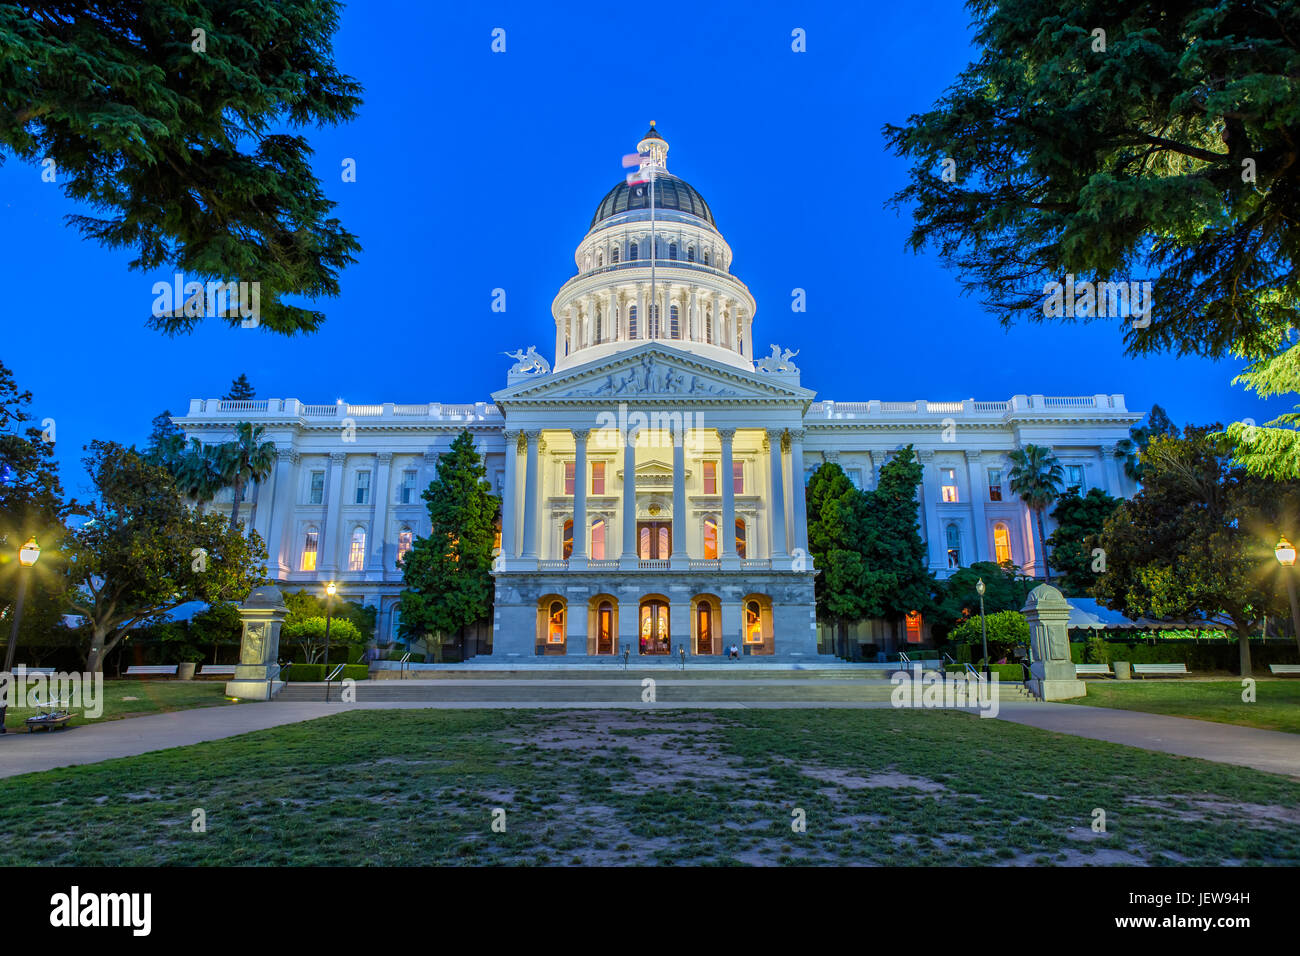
[671,424,687,569]
[500,431,519,561]
[571,428,589,569]
[521,430,540,561]
[1101,444,1123,496]
[369,452,393,574]
[688,286,699,341]
[1022,584,1086,700]
[225,586,290,700]
[620,425,638,568]
[321,452,346,573]
[767,428,788,560]
[789,429,809,557]
[965,450,988,563]
[916,449,946,571]
[719,428,738,569]
[535,435,548,557]
[264,448,298,576]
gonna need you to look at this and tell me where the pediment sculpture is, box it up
[756,343,800,373]
[561,354,739,397]
[504,346,551,375]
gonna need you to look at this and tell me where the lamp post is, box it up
[1275,536,1300,655]
[1,536,41,734]
[975,577,990,681]
[322,581,337,701]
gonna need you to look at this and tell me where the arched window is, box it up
[301,527,319,571]
[735,518,747,559]
[595,306,603,343]
[668,242,677,260]
[547,600,566,644]
[994,523,1012,564]
[611,245,620,264]
[348,526,366,571]
[745,600,763,645]
[596,251,603,268]
[705,309,714,344]
[591,518,606,560]
[687,246,695,262]
[670,304,680,338]
[398,528,413,565]
[946,523,960,569]
[629,241,638,261]
[702,249,711,265]
[629,305,638,339]
[563,520,574,560]
[703,518,718,559]
[597,600,614,654]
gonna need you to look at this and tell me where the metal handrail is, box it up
[324,662,346,702]
[399,652,412,679]
[267,661,287,701]
[962,663,986,684]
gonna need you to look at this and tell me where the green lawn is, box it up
[3,679,242,731]
[4,708,1299,865]
[1069,679,1300,735]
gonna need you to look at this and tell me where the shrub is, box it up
[284,663,325,682]
[1085,635,1112,665]
[340,664,369,681]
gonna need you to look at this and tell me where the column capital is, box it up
[765,426,786,442]
[964,449,985,463]
[717,427,736,442]
[823,448,839,463]
[277,447,299,464]
[572,428,591,442]
[329,451,346,464]
[375,452,393,463]
[916,448,937,462]
[1100,443,1118,456]
[788,428,806,442]
[523,429,541,441]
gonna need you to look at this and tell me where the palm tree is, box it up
[172,438,223,512]
[1007,444,1065,582]
[215,422,277,531]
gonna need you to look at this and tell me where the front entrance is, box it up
[637,521,671,560]
[639,599,670,655]
[596,600,615,655]
[696,603,713,655]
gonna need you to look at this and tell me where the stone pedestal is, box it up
[1021,584,1086,700]
[226,585,290,700]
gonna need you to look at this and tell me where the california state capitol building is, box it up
[175,124,1142,661]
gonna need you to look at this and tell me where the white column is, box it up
[917,449,946,571]
[321,452,346,574]
[789,429,809,556]
[501,431,519,560]
[264,447,298,576]
[719,428,737,568]
[965,450,988,563]
[671,424,687,568]
[369,451,393,574]
[767,429,788,560]
[1101,444,1123,496]
[620,425,638,568]
[521,430,540,560]
[689,286,699,341]
[571,428,588,569]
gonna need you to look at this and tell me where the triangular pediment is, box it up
[492,342,814,407]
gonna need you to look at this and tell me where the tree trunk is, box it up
[86,626,114,673]
[1238,628,1253,678]
[1035,509,1052,583]
[229,479,244,532]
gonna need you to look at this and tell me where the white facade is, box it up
[175,126,1141,658]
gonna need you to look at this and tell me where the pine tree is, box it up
[1046,488,1121,596]
[806,462,872,656]
[223,374,256,401]
[398,431,499,660]
[862,446,934,623]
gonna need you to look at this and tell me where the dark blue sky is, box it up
[1,1,1284,498]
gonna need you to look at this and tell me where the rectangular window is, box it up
[398,530,413,564]
[564,461,575,495]
[846,469,862,490]
[1066,465,1086,492]
[988,468,1003,502]
[733,461,744,495]
[399,469,418,504]
[301,531,318,571]
[703,461,717,495]
[591,461,606,495]
[355,471,371,505]
[308,470,325,505]
[348,531,366,571]
[591,521,605,560]
[941,467,959,503]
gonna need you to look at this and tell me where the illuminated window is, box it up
[703,461,717,495]
[1066,465,1085,492]
[591,461,606,495]
[398,529,413,564]
[564,461,575,495]
[994,523,1012,564]
[905,611,923,643]
[941,467,959,502]
[735,518,747,559]
[562,520,573,560]
[547,600,566,644]
[988,468,1003,501]
[348,527,366,571]
[355,471,370,505]
[733,461,744,495]
[591,519,605,560]
[745,601,763,645]
[946,523,961,569]
[308,470,325,505]
[399,469,418,504]
[703,518,718,559]
[301,529,318,571]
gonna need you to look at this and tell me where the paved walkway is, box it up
[1,699,1298,781]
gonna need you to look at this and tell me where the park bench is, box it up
[1074,663,1111,677]
[12,666,54,675]
[198,665,236,678]
[1132,663,1189,679]
[1268,664,1300,677]
[123,665,179,679]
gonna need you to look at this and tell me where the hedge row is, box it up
[944,663,1026,682]
[1070,640,1299,672]
[283,663,370,682]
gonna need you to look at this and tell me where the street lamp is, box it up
[322,581,337,701]
[1274,536,1300,655]
[975,577,990,681]
[1,536,41,734]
